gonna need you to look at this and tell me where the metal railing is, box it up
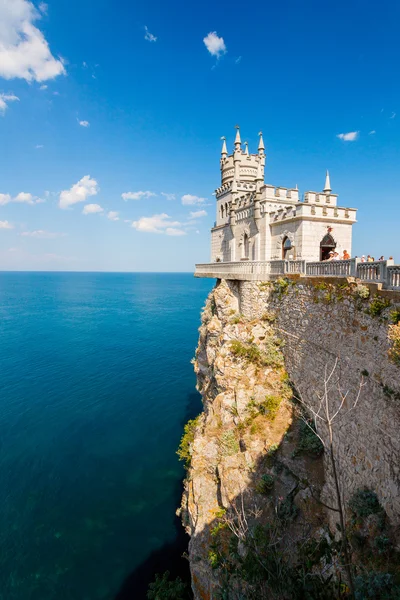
[195,259,400,290]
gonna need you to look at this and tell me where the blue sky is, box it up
[0,0,399,271]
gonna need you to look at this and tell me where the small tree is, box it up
[295,358,366,599]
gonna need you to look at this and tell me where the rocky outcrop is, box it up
[181,280,326,600]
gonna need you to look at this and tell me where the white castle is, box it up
[211,127,357,264]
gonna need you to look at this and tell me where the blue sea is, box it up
[0,272,212,600]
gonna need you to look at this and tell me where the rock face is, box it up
[181,276,400,599]
[181,280,325,600]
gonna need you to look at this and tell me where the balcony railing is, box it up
[195,259,400,290]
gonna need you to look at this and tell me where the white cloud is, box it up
[181,194,207,205]
[0,191,41,205]
[82,203,103,215]
[78,119,90,127]
[190,209,207,218]
[161,192,176,201]
[203,31,227,58]
[0,194,11,205]
[35,144,44,148]
[39,84,47,89]
[390,112,396,119]
[336,131,359,142]
[132,213,182,234]
[14,192,34,204]
[59,175,99,209]
[165,227,186,236]
[21,230,65,238]
[144,25,157,42]
[122,190,156,201]
[0,220,13,229]
[0,0,66,82]
[107,211,119,221]
[0,93,19,114]
[369,130,376,135]
[235,56,242,64]
[38,3,48,14]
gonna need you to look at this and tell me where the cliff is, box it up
[181,277,400,599]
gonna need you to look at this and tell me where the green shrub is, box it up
[230,339,283,368]
[373,534,392,555]
[220,430,239,456]
[296,419,324,457]
[313,281,328,291]
[267,443,279,457]
[349,488,381,518]
[390,309,400,324]
[208,549,221,569]
[256,473,275,494]
[273,277,290,296]
[367,295,391,317]
[147,571,187,600]
[230,340,261,362]
[356,284,370,299]
[277,495,299,522]
[388,323,400,365]
[177,415,201,468]
[354,572,400,600]
[258,395,282,420]
[261,311,276,323]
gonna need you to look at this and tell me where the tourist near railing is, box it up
[195,258,400,290]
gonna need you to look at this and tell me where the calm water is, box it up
[0,272,211,600]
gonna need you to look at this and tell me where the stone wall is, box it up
[232,276,400,526]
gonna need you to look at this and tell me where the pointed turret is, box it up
[244,141,249,157]
[258,131,265,154]
[234,125,242,150]
[221,136,227,157]
[324,170,331,193]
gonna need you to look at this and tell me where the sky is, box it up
[0,0,399,272]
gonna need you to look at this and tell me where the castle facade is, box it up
[211,128,357,263]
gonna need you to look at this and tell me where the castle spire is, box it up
[220,136,227,157]
[244,141,249,157]
[258,131,265,154]
[323,170,331,193]
[234,125,242,150]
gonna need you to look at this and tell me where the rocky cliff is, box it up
[181,277,400,600]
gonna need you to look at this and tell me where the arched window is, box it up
[282,236,295,259]
[320,233,336,261]
[225,203,228,218]
[242,233,250,259]
[221,204,224,219]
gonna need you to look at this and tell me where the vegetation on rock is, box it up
[388,323,400,365]
[177,415,201,469]
[366,295,391,317]
[146,571,188,600]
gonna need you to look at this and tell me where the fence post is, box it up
[351,257,360,277]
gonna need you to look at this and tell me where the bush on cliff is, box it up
[147,571,187,600]
[295,419,324,458]
[229,339,283,368]
[177,415,201,469]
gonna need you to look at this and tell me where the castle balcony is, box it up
[194,259,400,289]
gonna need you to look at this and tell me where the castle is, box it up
[211,127,357,264]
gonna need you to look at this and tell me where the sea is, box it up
[0,272,212,600]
